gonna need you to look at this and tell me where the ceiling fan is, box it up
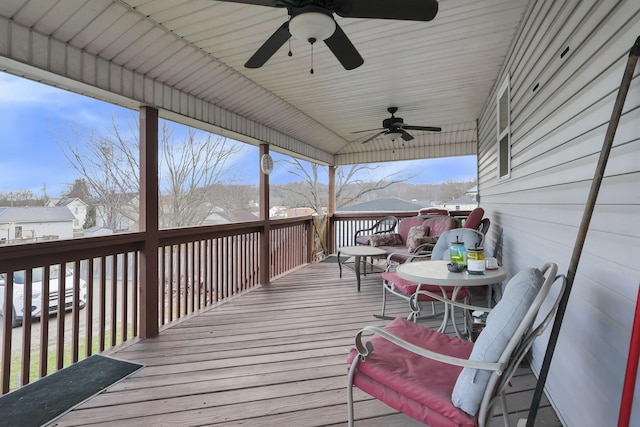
[353,107,442,144]
[214,0,439,70]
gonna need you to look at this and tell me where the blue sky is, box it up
[0,72,476,197]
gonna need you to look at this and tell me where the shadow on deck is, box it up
[50,261,561,426]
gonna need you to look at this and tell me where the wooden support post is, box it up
[328,165,336,254]
[259,144,270,285]
[139,106,159,338]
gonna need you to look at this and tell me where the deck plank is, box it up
[51,262,561,426]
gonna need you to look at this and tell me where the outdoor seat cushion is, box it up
[462,208,484,230]
[382,271,472,302]
[423,216,458,237]
[398,217,428,243]
[355,234,373,245]
[406,225,430,252]
[369,233,403,247]
[348,317,476,427]
[451,267,544,416]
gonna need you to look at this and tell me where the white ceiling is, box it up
[0,0,531,164]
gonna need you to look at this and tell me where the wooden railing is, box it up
[0,217,317,394]
[329,211,471,252]
[331,212,415,249]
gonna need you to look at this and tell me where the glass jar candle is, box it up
[467,247,486,274]
[449,240,466,266]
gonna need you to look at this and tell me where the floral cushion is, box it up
[409,236,439,253]
[406,226,430,253]
[369,233,403,247]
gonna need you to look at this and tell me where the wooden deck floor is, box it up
[50,261,561,427]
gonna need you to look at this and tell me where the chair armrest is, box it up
[354,325,504,375]
[354,225,376,238]
[385,251,432,267]
[413,289,494,313]
[413,242,436,255]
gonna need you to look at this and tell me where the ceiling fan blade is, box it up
[402,125,442,132]
[351,127,384,134]
[361,130,386,144]
[399,129,414,141]
[244,21,291,68]
[333,0,438,22]
[212,0,284,7]
[324,23,364,70]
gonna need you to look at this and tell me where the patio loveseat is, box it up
[368,215,458,262]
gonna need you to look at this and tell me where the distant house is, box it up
[95,194,139,232]
[46,197,88,231]
[443,194,478,211]
[0,206,75,243]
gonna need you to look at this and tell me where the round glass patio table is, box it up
[337,246,387,291]
[396,260,507,338]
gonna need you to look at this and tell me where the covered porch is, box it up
[0,1,639,426]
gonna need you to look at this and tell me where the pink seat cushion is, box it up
[419,207,450,216]
[382,271,471,301]
[463,208,484,230]
[398,217,428,243]
[348,318,476,427]
[423,216,458,237]
[355,235,372,245]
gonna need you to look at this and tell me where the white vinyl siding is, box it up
[477,1,640,426]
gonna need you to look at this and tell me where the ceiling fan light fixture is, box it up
[385,131,403,141]
[289,12,336,43]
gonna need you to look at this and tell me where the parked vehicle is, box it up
[0,265,87,327]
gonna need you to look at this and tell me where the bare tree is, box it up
[59,115,244,230]
[335,164,415,208]
[277,159,416,213]
[159,123,243,227]
[278,159,325,213]
[0,190,37,206]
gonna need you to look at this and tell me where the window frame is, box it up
[497,75,511,180]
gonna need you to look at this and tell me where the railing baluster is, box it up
[110,254,118,348]
[40,265,50,377]
[121,252,129,342]
[71,260,81,363]
[85,258,94,358]
[99,256,106,352]
[168,245,174,322]
[176,244,182,319]
[21,268,33,386]
[1,272,14,394]
[56,263,65,370]
[132,251,139,338]
[160,246,166,325]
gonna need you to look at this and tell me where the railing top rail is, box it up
[0,233,145,273]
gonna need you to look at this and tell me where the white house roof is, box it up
[0,207,76,223]
[54,198,88,207]
[0,0,532,166]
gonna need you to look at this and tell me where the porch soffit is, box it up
[0,0,531,166]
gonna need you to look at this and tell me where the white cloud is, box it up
[0,72,77,105]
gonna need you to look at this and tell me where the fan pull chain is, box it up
[309,37,316,74]
[288,38,292,57]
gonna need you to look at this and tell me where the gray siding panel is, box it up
[478,1,640,426]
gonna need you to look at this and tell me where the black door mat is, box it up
[319,254,351,263]
[0,354,144,427]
